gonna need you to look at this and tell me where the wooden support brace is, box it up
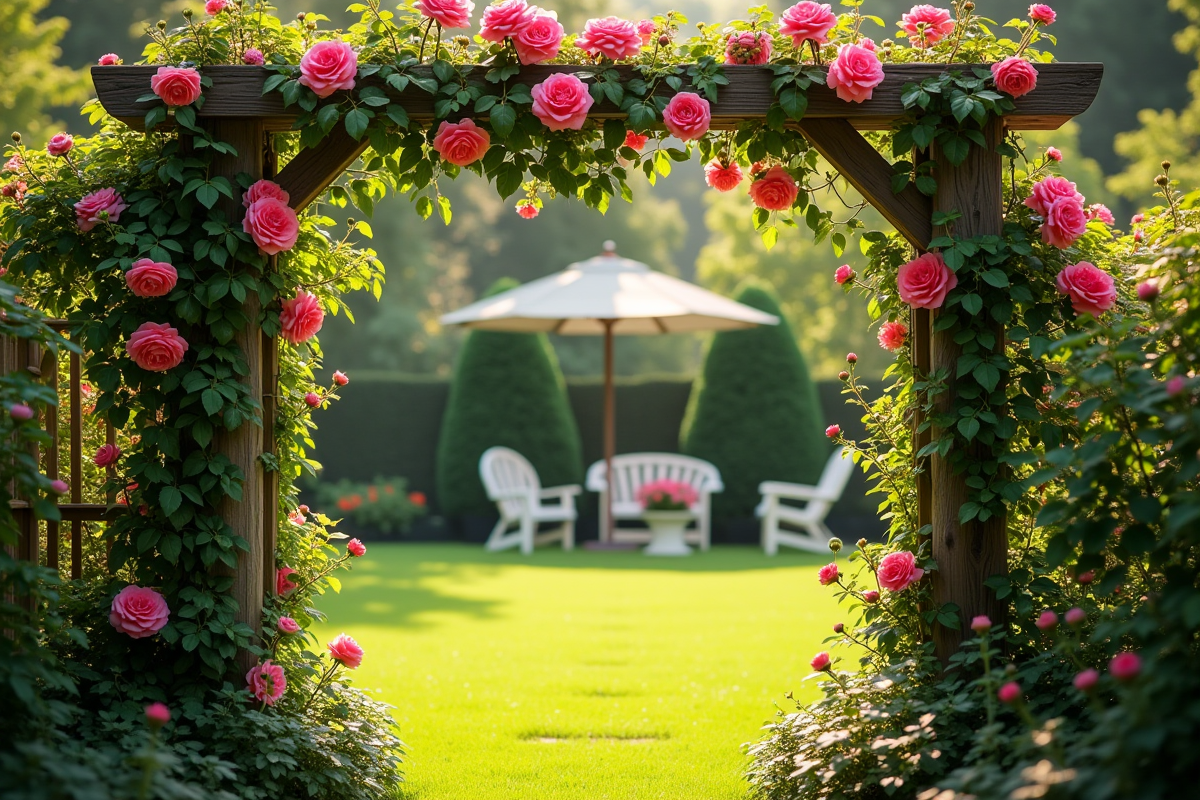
[276,127,370,213]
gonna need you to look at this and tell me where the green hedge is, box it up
[680,282,828,520]
[435,279,584,516]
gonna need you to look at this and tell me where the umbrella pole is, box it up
[603,319,615,544]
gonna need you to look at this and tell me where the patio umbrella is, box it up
[440,241,779,545]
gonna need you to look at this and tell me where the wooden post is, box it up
[207,119,268,670]
[929,117,1008,662]
[602,319,615,545]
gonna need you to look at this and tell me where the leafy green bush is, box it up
[681,282,827,519]
[436,278,584,516]
[315,476,427,533]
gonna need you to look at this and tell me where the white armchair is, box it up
[479,447,580,555]
[757,447,854,555]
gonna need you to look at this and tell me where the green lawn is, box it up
[312,543,839,800]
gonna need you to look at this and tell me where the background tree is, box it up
[0,0,88,145]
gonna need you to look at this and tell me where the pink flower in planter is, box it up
[432,119,491,166]
[298,40,358,98]
[576,17,642,61]
[1035,610,1058,631]
[98,53,122,66]
[1073,668,1098,692]
[1042,197,1088,249]
[818,562,839,585]
[243,197,300,255]
[1028,4,1056,25]
[110,585,170,638]
[46,133,74,157]
[877,321,908,352]
[1025,176,1083,217]
[897,252,957,309]
[531,73,595,131]
[280,289,324,346]
[1055,262,1116,317]
[246,659,286,705]
[144,702,171,727]
[878,550,924,592]
[75,188,127,232]
[328,633,365,669]
[277,616,301,634]
[1109,652,1142,682]
[514,11,564,64]
[480,0,536,42]
[970,615,992,634]
[125,259,178,298]
[416,0,475,29]
[243,48,265,66]
[624,131,648,151]
[998,681,1022,704]
[150,67,203,107]
[347,538,367,557]
[662,92,711,141]
[749,166,799,211]
[810,651,831,671]
[93,444,121,468]
[826,43,885,104]
[243,179,290,208]
[725,31,772,65]
[901,5,955,48]
[991,57,1038,98]
[276,566,298,595]
[779,1,837,47]
[127,322,188,372]
[636,478,699,509]
[704,159,743,192]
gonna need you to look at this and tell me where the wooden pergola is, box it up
[83,61,1101,662]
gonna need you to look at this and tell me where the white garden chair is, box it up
[756,447,855,555]
[479,447,580,555]
[585,453,723,551]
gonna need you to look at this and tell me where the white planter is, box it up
[641,510,695,556]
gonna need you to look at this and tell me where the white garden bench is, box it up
[585,453,723,551]
[756,447,854,555]
[479,447,580,555]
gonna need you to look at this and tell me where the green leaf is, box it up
[960,293,983,315]
[201,388,224,416]
[196,183,220,209]
[344,108,370,140]
[490,103,516,138]
[316,103,341,133]
[159,486,182,516]
[778,87,808,121]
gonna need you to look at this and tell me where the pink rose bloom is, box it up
[243,48,265,66]
[298,40,358,99]
[243,197,300,255]
[779,1,837,47]
[1042,197,1089,249]
[1087,203,1115,226]
[432,119,491,166]
[749,166,799,211]
[205,0,229,13]
[246,659,286,705]
[93,444,121,468]
[98,53,121,66]
[243,179,290,209]
[4,155,23,173]
[125,258,178,298]
[9,404,33,421]
[109,585,170,638]
[1167,376,1186,396]
[277,616,301,634]
[991,57,1038,98]
[304,391,320,408]
[818,562,839,586]
[997,681,1022,704]
[347,538,367,557]
[901,5,956,47]
[834,264,855,285]
[825,424,840,438]
[1109,652,1141,682]
[531,73,594,131]
[1046,146,1062,162]
[1131,213,1145,225]
[637,19,656,46]
[516,201,539,219]
[897,252,957,309]
[328,633,364,669]
[1029,3,1056,25]
[704,159,743,192]
[725,31,772,65]
[50,479,70,495]
[514,12,565,64]
[877,550,924,592]
[1137,281,1159,302]
[280,289,324,345]
[826,43,885,104]
[481,0,535,42]
[333,370,349,386]
[1056,262,1115,316]
[1035,610,1058,631]
[877,321,907,351]
[145,702,171,727]
[288,509,306,525]
[1064,607,1086,626]
[1025,175,1083,217]
[277,566,298,595]
[970,615,992,634]
[46,133,74,157]
[416,0,475,28]
[662,92,711,141]
[576,17,642,61]
[1073,668,1098,692]
[75,188,128,232]
[127,322,188,372]
[150,66,203,107]
[810,651,831,671]
[624,130,648,151]
[863,590,880,603]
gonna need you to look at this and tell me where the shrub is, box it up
[436,278,584,516]
[681,282,827,520]
[314,476,427,533]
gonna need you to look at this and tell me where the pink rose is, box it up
[125,258,178,298]
[576,17,642,61]
[825,424,840,438]
[246,659,286,705]
[50,479,70,495]
[704,159,743,192]
[1046,146,1062,162]
[333,370,349,386]
[109,585,170,639]
[205,0,229,13]
[243,197,300,255]
[810,651,831,671]
[1167,376,1186,396]
[970,615,992,634]
[278,616,301,634]
[243,48,265,66]
[877,321,907,351]
[531,73,595,131]
[818,562,839,586]
[997,681,1022,704]
[1064,607,1086,626]
[991,57,1038,98]
[877,550,924,592]
[150,66,202,107]
[1024,175,1083,217]
[127,322,188,372]
[347,538,366,557]
[432,119,491,166]
[637,19,656,45]
[516,201,539,219]
[277,566,298,595]
[4,155,23,173]
[749,166,799,211]
[415,0,475,29]
[1035,610,1058,631]
[779,1,837,47]
[725,31,772,65]
[1042,197,1088,249]
[328,633,364,669]
[280,289,324,345]
[305,390,319,407]
[863,590,880,603]
[299,40,358,99]
[514,12,564,64]
[75,188,128,232]
[1055,262,1115,316]
[1137,281,1159,302]
[834,264,855,284]
[9,404,33,421]
[93,444,121,468]
[624,130,648,151]
[1028,3,1056,25]
[145,703,171,727]
[1087,203,1114,226]
[662,92,711,141]
[98,53,121,66]
[243,179,290,209]
[1073,668,1098,692]
[1131,213,1144,225]
[897,252,957,309]
[480,0,535,42]
[1109,652,1141,682]
[901,5,955,47]
[826,43,885,103]
[46,133,74,157]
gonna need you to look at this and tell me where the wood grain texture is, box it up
[797,118,932,249]
[930,116,1008,665]
[92,63,1103,133]
[276,127,369,212]
[261,333,278,594]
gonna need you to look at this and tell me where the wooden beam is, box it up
[276,127,369,212]
[92,63,1103,134]
[797,118,932,249]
